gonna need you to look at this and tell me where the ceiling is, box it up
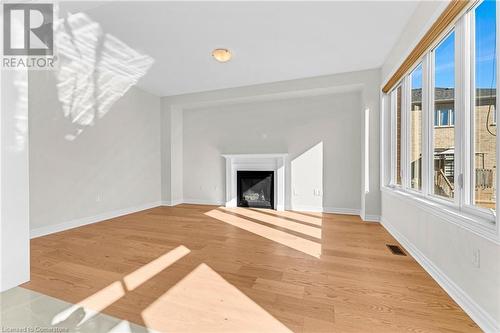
[59,1,419,97]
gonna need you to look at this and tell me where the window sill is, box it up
[381,186,500,245]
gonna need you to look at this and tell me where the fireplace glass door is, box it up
[237,171,274,209]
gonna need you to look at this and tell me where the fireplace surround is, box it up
[222,154,287,210]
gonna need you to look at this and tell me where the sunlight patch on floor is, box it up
[220,207,321,239]
[124,245,190,290]
[271,210,323,226]
[52,281,126,326]
[141,263,292,333]
[52,245,190,328]
[206,209,321,258]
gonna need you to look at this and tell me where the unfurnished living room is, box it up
[1,0,499,332]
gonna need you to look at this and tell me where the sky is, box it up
[475,0,496,89]
[413,0,496,90]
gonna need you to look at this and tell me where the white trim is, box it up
[323,207,361,215]
[291,205,362,216]
[407,62,424,192]
[161,199,183,206]
[390,87,397,185]
[167,200,364,217]
[182,198,224,206]
[456,14,467,213]
[291,205,324,213]
[362,214,381,222]
[403,75,410,189]
[221,153,288,159]
[381,216,500,333]
[222,154,287,211]
[381,92,389,189]
[30,201,162,239]
[166,200,364,218]
[292,205,357,214]
[497,0,500,228]
[422,53,431,196]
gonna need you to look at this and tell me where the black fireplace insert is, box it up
[237,171,274,209]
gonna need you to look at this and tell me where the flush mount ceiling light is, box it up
[212,48,232,63]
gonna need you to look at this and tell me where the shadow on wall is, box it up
[53,12,154,141]
[290,142,324,211]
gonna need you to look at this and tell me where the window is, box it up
[435,108,454,127]
[472,0,497,211]
[410,64,423,191]
[433,32,455,199]
[386,0,499,230]
[396,85,402,185]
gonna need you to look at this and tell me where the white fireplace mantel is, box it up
[222,154,288,211]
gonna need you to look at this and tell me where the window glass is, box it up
[410,64,423,191]
[433,32,455,199]
[473,0,496,210]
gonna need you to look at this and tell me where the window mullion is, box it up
[422,54,432,196]
[390,89,397,185]
[496,0,500,228]
[455,15,468,209]
[403,76,411,189]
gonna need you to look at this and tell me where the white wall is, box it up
[381,192,500,332]
[381,0,449,84]
[181,92,362,211]
[380,1,500,331]
[0,70,30,292]
[29,71,161,236]
[162,68,381,219]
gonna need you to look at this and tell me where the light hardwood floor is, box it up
[23,204,480,332]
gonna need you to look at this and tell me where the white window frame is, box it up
[406,62,425,193]
[462,0,497,221]
[390,83,404,187]
[390,87,397,186]
[383,0,500,243]
[434,108,454,127]
[429,29,457,203]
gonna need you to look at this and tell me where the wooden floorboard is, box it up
[23,204,480,332]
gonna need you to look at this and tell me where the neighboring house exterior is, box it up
[409,88,496,208]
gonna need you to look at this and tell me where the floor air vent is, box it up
[386,244,406,256]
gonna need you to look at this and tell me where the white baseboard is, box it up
[163,200,362,216]
[323,206,362,215]
[362,214,381,222]
[290,205,362,215]
[161,199,183,206]
[290,205,324,213]
[291,205,361,215]
[182,198,224,206]
[162,199,374,221]
[30,201,162,239]
[381,216,500,333]
[276,204,285,211]
[291,205,381,223]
